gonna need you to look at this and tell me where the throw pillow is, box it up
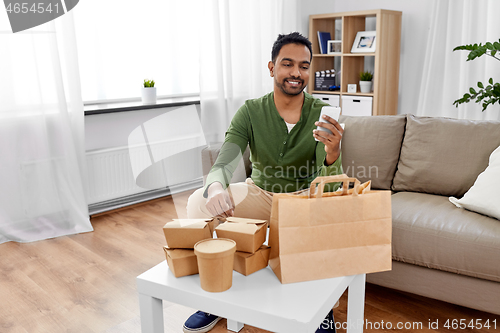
[449,145,500,220]
[392,115,500,197]
[339,114,406,190]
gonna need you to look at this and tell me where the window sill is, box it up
[84,95,200,116]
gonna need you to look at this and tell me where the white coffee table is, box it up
[137,261,365,333]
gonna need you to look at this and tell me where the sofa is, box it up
[202,114,500,315]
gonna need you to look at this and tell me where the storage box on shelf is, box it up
[308,9,402,116]
[312,93,340,107]
[342,95,373,117]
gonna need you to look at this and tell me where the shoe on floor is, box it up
[316,309,336,333]
[183,311,222,333]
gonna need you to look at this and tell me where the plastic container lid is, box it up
[194,238,236,259]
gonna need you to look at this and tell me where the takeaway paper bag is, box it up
[268,175,392,284]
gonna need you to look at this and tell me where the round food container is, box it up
[194,238,236,292]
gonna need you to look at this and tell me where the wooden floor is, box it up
[1,190,499,333]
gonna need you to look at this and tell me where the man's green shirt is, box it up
[204,92,343,197]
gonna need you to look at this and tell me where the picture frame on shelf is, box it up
[351,31,376,53]
[327,40,342,55]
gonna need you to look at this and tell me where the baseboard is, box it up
[88,177,203,216]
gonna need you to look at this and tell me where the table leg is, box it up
[227,319,244,332]
[139,293,164,333]
[347,274,366,333]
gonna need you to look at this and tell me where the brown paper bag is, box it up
[268,175,392,284]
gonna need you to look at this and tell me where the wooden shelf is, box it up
[310,90,341,95]
[343,53,376,57]
[312,54,341,57]
[308,9,402,116]
[343,93,375,97]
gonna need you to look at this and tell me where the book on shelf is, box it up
[317,31,331,54]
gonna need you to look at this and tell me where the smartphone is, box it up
[315,106,341,141]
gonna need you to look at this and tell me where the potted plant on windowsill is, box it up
[142,79,156,104]
[359,71,373,93]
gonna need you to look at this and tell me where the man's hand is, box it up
[313,114,344,165]
[206,182,234,218]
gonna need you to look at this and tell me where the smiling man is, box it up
[183,32,343,333]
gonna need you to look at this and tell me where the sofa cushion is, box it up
[450,145,500,220]
[391,191,500,283]
[392,115,500,197]
[338,114,406,190]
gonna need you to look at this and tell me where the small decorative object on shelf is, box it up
[317,31,331,54]
[327,40,342,55]
[142,79,157,104]
[351,31,376,53]
[315,69,339,91]
[348,84,357,93]
[359,71,373,93]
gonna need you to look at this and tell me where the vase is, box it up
[142,87,157,104]
[359,81,372,93]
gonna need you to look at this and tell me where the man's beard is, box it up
[275,77,306,96]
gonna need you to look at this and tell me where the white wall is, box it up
[298,0,435,115]
[85,105,202,151]
[84,104,204,205]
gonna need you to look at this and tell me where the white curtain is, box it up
[417,0,500,120]
[199,0,299,144]
[0,13,93,243]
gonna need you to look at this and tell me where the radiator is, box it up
[86,136,205,205]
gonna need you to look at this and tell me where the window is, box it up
[73,0,201,103]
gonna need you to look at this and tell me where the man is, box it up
[183,32,342,333]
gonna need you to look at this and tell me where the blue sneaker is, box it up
[183,311,222,333]
[316,309,336,333]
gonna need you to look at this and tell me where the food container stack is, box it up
[215,217,270,276]
[162,218,217,278]
[161,216,271,292]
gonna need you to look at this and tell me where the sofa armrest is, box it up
[202,143,251,186]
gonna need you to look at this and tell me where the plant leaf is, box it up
[478,81,484,89]
[453,45,468,51]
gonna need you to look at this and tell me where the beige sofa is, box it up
[202,114,500,315]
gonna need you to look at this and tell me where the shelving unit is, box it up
[308,9,402,115]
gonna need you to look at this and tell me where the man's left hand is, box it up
[313,114,343,165]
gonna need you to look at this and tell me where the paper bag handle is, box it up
[309,174,361,198]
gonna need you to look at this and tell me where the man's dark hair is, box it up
[271,32,312,63]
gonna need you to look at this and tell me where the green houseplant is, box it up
[453,39,500,111]
[144,79,155,88]
[359,71,373,93]
[359,71,373,81]
[142,79,156,104]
